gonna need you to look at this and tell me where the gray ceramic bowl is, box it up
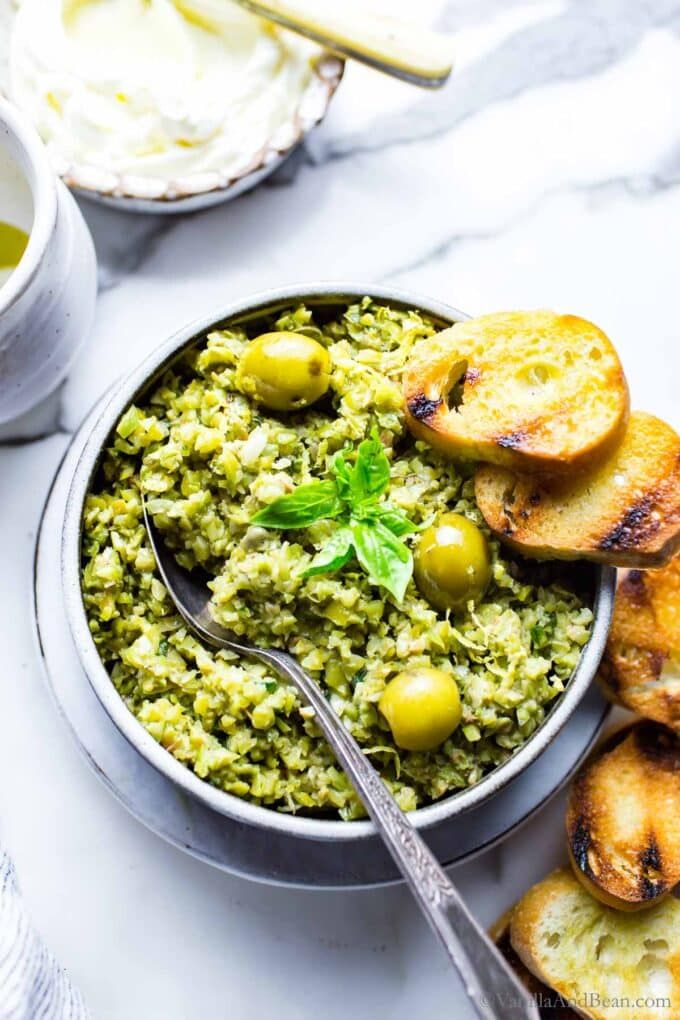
[61,283,616,843]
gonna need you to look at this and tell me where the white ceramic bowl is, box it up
[0,97,97,423]
[62,283,616,843]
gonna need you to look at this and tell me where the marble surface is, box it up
[0,0,676,1016]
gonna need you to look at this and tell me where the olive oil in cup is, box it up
[0,136,32,291]
[0,220,29,288]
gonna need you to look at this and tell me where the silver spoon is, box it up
[143,501,539,1020]
[178,0,454,88]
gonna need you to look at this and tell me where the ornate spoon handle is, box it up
[246,646,539,1020]
[143,505,536,1020]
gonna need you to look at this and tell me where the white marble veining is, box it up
[0,0,675,1016]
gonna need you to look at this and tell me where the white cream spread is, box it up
[9,0,316,181]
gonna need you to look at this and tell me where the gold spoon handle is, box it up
[236,0,454,88]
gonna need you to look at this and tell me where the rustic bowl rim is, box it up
[61,282,616,842]
[49,53,344,211]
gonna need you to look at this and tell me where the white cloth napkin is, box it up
[0,850,89,1020]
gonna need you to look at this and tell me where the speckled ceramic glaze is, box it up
[0,97,97,424]
[61,284,616,845]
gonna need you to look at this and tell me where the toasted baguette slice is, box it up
[475,412,680,567]
[403,311,628,474]
[599,562,680,729]
[492,911,580,1018]
[510,868,680,1020]
[566,722,680,910]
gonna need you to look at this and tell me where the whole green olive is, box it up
[236,332,331,412]
[379,667,462,751]
[414,512,491,611]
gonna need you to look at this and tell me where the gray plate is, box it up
[33,398,610,889]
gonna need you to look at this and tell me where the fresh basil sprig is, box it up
[251,430,416,601]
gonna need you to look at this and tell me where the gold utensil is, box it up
[183,0,454,87]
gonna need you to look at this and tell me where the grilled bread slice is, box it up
[403,310,628,474]
[510,867,680,1020]
[492,911,580,1018]
[599,562,680,729]
[475,412,680,567]
[566,722,680,911]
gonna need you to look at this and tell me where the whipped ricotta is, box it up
[10,0,316,181]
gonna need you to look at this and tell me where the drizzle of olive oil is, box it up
[0,221,29,269]
[0,222,29,286]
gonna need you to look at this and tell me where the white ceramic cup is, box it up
[0,97,97,424]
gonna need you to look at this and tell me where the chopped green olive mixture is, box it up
[82,300,593,819]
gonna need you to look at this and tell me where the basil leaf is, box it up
[350,518,413,603]
[375,504,418,537]
[331,450,353,502]
[252,481,342,529]
[353,431,391,500]
[331,430,391,511]
[303,526,354,577]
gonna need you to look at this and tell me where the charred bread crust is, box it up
[599,560,680,729]
[566,722,680,910]
[403,310,629,474]
[475,412,680,568]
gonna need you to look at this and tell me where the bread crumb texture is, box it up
[511,868,680,1020]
